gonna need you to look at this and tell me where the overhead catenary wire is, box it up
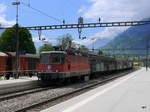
[21,2,63,23]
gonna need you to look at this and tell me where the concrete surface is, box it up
[0,76,39,94]
[42,68,150,112]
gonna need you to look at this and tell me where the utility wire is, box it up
[21,2,62,23]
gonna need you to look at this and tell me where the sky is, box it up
[0,0,150,50]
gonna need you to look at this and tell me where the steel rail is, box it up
[15,69,136,112]
[0,87,52,102]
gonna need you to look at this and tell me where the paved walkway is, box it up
[0,76,38,85]
[42,68,150,112]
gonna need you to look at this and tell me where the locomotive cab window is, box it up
[40,54,49,64]
[51,53,65,64]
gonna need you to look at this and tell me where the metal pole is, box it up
[91,38,95,52]
[92,41,94,52]
[146,36,149,71]
[12,1,20,78]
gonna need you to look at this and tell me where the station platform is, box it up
[0,76,38,94]
[42,67,150,112]
[0,76,38,86]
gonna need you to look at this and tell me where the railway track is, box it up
[13,69,136,112]
[0,80,40,96]
[0,86,53,102]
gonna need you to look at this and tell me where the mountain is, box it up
[88,38,112,49]
[103,18,150,54]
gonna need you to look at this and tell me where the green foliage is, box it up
[39,44,54,53]
[57,33,73,49]
[0,25,36,54]
[79,45,89,51]
[97,50,103,55]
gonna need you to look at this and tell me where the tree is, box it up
[0,25,36,54]
[98,50,103,55]
[79,45,89,51]
[39,44,54,53]
[57,33,73,49]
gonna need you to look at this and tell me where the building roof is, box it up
[3,52,39,58]
[41,51,67,54]
[0,52,8,56]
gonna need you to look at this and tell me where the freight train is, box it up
[0,49,132,80]
[0,52,39,79]
[37,48,132,81]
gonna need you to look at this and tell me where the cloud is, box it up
[0,4,6,14]
[33,35,57,44]
[32,37,41,43]
[77,0,150,45]
[74,27,127,46]
[82,0,150,21]
[33,35,58,49]
[0,4,15,27]
[73,36,96,46]
[78,6,87,14]
[91,27,127,39]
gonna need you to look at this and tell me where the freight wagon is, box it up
[0,52,39,79]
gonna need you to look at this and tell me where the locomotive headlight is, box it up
[47,65,51,70]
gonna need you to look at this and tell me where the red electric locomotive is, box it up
[37,49,90,81]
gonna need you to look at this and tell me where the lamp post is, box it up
[146,36,149,71]
[12,0,20,78]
